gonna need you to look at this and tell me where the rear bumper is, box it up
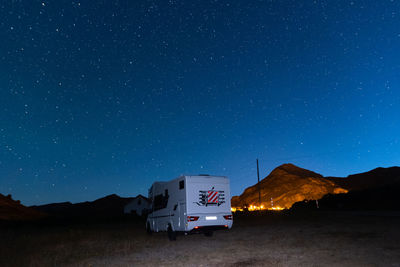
[188,225,230,234]
[185,213,233,231]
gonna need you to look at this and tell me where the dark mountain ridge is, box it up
[31,194,135,219]
[326,166,400,191]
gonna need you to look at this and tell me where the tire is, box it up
[167,225,176,241]
[204,231,213,237]
[146,222,152,235]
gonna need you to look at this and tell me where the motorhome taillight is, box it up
[187,216,199,222]
[223,215,233,220]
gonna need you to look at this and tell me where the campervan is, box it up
[146,175,233,240]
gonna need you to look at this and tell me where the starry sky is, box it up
[1,1,400,206]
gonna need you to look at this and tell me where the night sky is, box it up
[1,1,399,205]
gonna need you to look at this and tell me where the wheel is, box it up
[167,225,176,241]
[204,231,213,237]
[146,222,152,235]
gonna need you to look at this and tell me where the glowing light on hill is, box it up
[269,206,284,211]
[231,207,244,212]
[247,204,264,211]
[231,204,285,212]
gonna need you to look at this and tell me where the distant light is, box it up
[269,206,284,211]
[236,204,285,212]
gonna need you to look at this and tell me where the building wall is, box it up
[124,197,150,216]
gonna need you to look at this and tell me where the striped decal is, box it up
[196,190,225,206]
[207,190,219,203]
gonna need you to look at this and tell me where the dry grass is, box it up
[1,211,400,267]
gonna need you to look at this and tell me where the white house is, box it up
[124,195,151,216]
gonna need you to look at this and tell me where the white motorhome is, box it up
[146,175,233,240]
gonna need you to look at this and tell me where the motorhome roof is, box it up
[183,175,227,179]
[151,181,168,186]
[150,175,228,186]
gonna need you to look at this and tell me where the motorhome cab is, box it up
[146,175,233,240]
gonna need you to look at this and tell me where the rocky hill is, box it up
[231,164,348,209]
[0,194,46,221]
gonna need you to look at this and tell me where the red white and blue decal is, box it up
[195,187,225,206]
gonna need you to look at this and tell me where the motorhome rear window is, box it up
[179,180,184,189]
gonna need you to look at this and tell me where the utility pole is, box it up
[257,159,261,210]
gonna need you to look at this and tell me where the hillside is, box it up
[292,184,400,211]
[326,166,400,191]
[0,194,45,221]
[231,164,348,209]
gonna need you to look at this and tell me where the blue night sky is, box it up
[1,1,399,205]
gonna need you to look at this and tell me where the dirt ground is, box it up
[1,211,400,266]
